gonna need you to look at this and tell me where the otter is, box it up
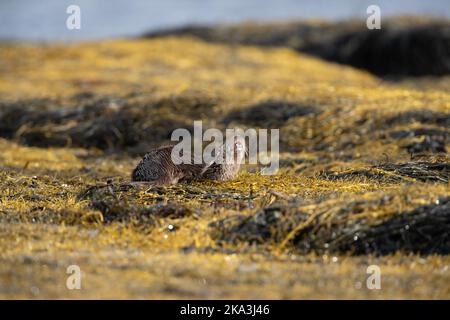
[131,136,246,185]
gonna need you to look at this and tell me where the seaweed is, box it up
[212,196,450,255]
[144,17,450,77]
[0,94,217,153]
[222,100,318,127]
[79,183,194,226]
[0,35,449,299]
[377,161,449,183]
[322,161,449,183]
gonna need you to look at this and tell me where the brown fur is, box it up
[132,138,245,185]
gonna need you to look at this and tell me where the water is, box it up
[0,0,449,42]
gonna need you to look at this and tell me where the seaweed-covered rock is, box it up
[145,18,450,77]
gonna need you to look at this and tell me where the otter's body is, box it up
[131,145,205,185]
[132,137,245,185]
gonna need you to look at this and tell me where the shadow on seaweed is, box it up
[143,17,450,77]
[0,94,218,154]
[222,100,319,127]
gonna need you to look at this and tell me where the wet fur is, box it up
[132,140,245,185]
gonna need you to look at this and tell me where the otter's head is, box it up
[223,134,246,165]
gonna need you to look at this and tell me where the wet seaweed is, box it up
[79,183,194,226]
[212,196,450,255]
[322,161,449,183]
[377,161,449,183]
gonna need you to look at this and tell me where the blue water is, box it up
[0,0,449,42]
